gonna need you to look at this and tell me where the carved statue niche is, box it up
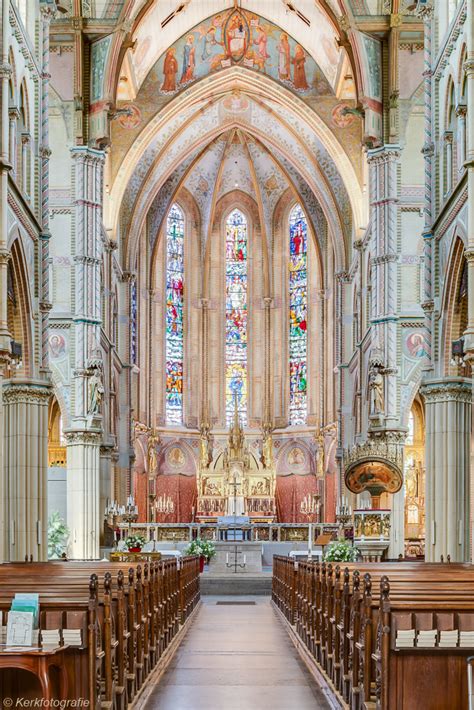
[315,429,325,477]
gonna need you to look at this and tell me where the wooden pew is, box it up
[272,555,474,710]
[0,556,200,708]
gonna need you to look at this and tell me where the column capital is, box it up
[65,429,102,446]
[420,378,472,404]
[2,382,52,405]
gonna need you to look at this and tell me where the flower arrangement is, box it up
[324,538,359,563]
[184,538,216,560]
[124,534,146,551]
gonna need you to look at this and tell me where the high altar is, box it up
[196,402,276,523]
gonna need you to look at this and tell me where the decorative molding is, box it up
[3,383,51,405]
[420,379,472,404]
[65,430,102,445]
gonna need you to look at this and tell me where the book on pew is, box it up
[396,630,415,648]
[41,629,61,648]
[416,630,437,648]
[459,631,474,647]
[62,629,83,647]
[438,630,459,647]
[11,594,39,629]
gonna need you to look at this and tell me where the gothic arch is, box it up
[440,233,469,376]
[7,237,33,378]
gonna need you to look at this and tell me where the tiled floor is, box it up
[145,596,332,710]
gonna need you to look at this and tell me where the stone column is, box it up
[421,379,471,562]
[263,296,272,425]
[366,146,401,427]
[200,297,209,426]
[463,0,474,561]
[0,11,12,562]
[66,147,105,559]
[8,108,18,178]
[66,430,101,559]
[3,382,51,561]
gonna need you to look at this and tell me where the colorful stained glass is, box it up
[130,279,137,365]
[225,209,248,425]
[165,204,184,424]
[289,204,308,425]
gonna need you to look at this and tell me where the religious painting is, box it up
[404,331,428,360]
[118,104,142,129]
[153,9,335,101]
[331,103,356,129]
[90,36,111,103]
[48,332,66,360]
[165,204,185,424]
[250,477,271,496]
[287,447,305,467]
[225,209,248,425]
[289,205,308,425]
[167,447,185,468]
[202,476,223,496]
[362,34,382,100]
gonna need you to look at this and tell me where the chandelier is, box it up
[155,494,175,515]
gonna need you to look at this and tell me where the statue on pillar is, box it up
[260,423,274,469]
[87,363,104,416]
[147,428,160,476]
[369,363,384,415]
[315,428,325,477]
[199,422,213,469]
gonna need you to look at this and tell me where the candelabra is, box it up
[155,494,175,515]
[300,494,321,522]
[105,496,138,525]
[225,547,247,573]
[336,496,353,526]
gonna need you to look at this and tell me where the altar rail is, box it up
[272,555,474,710]
[0,556,200,706]
[116,522,340,543]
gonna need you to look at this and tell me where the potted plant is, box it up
[48,511,69,559]
[185,538,216,572]
[124,534,146,553]
[324,538,359,563]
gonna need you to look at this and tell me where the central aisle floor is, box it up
[144,596,332,710]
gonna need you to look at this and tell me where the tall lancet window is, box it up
[165,204,185,424]
[225,209,248,425]
[289,204,308,425]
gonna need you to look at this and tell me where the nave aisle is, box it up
[144,596,332,710]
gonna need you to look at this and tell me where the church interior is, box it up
[1,0,474,707]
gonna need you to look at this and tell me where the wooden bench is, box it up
[0,556,200,707]
[272,555,474,710]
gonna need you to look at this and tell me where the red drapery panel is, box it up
[275,474,319,523]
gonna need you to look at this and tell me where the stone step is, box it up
[200,573,272,596]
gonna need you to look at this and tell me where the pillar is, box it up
[66,430,101,559]
[421,379,471,562]
[263,296,272,426]
[3,382,51,561]
[66,147,105,559]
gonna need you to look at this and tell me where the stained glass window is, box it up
[225,209,248,425]
[165,204,184,424]
[289,204,308,425]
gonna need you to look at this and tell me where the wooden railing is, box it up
[0,556,200,706]
[272,555,474,710]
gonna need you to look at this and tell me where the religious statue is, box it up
[405,462,418,498]
[88,365,104,415]
[315,429,325,478]
[147,428,160,476]
[260,423,274,469]
[199,423,213,469]
[369,364,384,415]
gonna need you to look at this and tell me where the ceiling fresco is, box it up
[127,0,343,97]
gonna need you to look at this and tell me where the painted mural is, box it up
[91,36,111,103]
[153,9,333,100]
